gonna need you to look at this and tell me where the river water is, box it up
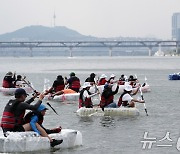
[0,56,179,154]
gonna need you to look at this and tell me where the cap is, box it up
[17,75,22,79]
[6,71,13,76]
[90,73,96,78]
[124,85,133,91]
[57,75,63,80]
[82,82,91,88]
[110,74,116,78]
[15,88,28,97]
[104,84,109,89]
[100,74,107,79]
[37,104,48,112]
[70,72,75,76]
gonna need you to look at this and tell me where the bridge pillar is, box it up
[30,47,33,57]
[109,47,112,57]
[148,47,153,56]
[176,41,179,54]
[69,47,73,57]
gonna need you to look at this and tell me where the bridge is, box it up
[0,40,179,56]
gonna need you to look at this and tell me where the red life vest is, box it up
[55,84,65,92]
[71,80,80,89]
[98,78,107,85]
[100,95,113,108]
[118,80,125,85]
[79,89,93,108]
[118,93,128,107]
[2,80,11,88]
[70,78,81,89]
[69,77,80,92]
[1,100,25,129]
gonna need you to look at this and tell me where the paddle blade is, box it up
[145,76,147,81]
[145,108,148,116]
[46,102,59,115]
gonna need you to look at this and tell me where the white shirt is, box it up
[82,90,90,101]
[82,89,97,101]
[122,93,133,103]
[15,81,25,87]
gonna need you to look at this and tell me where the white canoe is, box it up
[0,86,33,96]
[89,84,151,94]
[0,129,82,153]
[76,107,140,117]
[44,93,80,102]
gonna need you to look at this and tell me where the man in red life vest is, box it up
[1,88,44,136]
[2,71,16,88]
[45,75,65,95]
[100,83,119,109]
[66,72,80,92]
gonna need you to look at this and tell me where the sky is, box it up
[0,0,180,39]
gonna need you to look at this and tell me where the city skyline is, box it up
[0,0,180,39]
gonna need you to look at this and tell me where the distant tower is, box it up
[53,11,56,27]
[172,13,180,41]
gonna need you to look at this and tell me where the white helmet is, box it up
[110,74,116,78]
[82,82,91,88]
[124,85,133,91]
[100,74,107,79]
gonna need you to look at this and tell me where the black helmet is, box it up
[57,75,63,80]
[90,73,96,78]
[70,72,75,77]
[17,75,22,79]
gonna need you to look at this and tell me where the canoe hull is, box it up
[0,87,33,96]
[0,129,82,153]
[76,107,140,117]
[44,93,80,102]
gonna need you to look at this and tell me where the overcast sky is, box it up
[0,0,179,39]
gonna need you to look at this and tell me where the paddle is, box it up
[23,77,59,116]
[142,76,148,87]
[94,78,101,99]
[22,78,38,94]
[46,101,59,115]
[139,86,148,116]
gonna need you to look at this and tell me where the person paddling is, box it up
[98,74,107,85]
[65,72,80,92]
[45,75,65,95]
[107,74,116,84]
[118,85,144,107]
[79,82,99,108]
[85,73,96,85]
[118,74,126,85]
[1,88,44,136]
[14,75,25,88]
[100,83,119,109]
[24,104,63,147]
[2,71,16,88]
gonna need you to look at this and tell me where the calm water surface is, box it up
[0,56,179,154]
